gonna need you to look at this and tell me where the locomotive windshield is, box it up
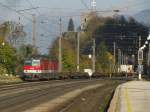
[32,60,40,66]
[24,60,40,66]
[24,60,32,66]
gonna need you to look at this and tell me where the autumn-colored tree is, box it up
[0,38,16,74]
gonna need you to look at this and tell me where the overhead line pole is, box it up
[91,0,96,73]
[139,36,141,48]
[77,32,80,72]
[58,17,62,72]
[121,52,124,65]
[92,38,96,72]
[114,42,116,64]
[118,49,121,72]
[148,32,150,66]
[32,15,36,55]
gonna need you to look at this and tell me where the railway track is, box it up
[0,79,107,112]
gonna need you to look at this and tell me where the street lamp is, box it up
[88,54,92,59]
[145,41,148,45]
[2,42,5,46]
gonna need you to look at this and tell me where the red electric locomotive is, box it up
[23,58,58,80]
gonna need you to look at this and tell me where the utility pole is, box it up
[32,15,36,55]
[77,32,80,72]
[118,49,121,72]
[148,43,150,66]
[138,36,142,80]
[113,42,116,64]
[124,54,127,65]
[121,52,124,65]
[92,38,96,73]
[118,49,120,65]
[58,17,62,72]
[139,36,141,48]
[147,32,150,67]
[91,0,96,73]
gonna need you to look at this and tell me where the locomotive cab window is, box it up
[24,60,32,66]
[32,60,40,66]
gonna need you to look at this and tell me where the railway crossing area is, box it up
[108,80,150,112]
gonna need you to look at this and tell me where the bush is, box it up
[69,72,89,79]
[57,72,89,79]
[58,72,70,79]
[111,72,126,77]
[92,72,109,78]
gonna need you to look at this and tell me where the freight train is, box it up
[23,58,58,80]
[22,58,90,81]
[22,58,135,81]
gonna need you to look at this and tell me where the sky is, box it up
[0,0,149,22]
[0,0,149,54]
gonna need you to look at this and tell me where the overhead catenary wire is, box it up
[0,1,148,42]
[111,0,150,13]
[26,0,41,16]
[17,7,39,12]
[0,1,148,57]
[0,0,148,20]
[80,0,90,10]
[0,2,32,22]
[0,1,141,22]
[21,0,66,37]
[3,3,60,36]
[0,2,61,49]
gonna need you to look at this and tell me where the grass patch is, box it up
[99,81,120,112]
[0,74,23,84]
[99,91,113,112]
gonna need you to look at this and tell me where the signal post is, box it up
[138,49,143,80]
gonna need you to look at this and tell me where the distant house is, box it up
[80,11,96,31]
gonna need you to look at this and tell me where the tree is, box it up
[18,44,39,61]
[97,42,110,73]
[0,39,17,74]
[50,14,149,72]
[94,16,148,56]
[49,38,76,71]
[0,21,27,75]
[6,21,26,48]
[0,22,10,39]
[15,44,39,74]
[68,18,75,31]
[0,21,26,49]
